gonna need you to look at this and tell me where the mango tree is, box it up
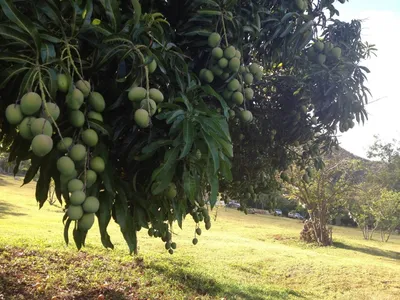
[0,0,373,253]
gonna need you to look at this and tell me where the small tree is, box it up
[373,189,400,242]
[284,156,359,246]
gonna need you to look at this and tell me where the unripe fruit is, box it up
[78,213,95,230]
[324,42,334,54]
[31,118,53,136]
[205,222,211,230]
[82,129,98,147]
[57,137,73,152]
[228,109,236,118]
[196,228,202,235]
[88,92,105,112]
[149,88,164,103]
[244,73,254,85]
[224,46,236,59]
[75,80,91,97]
[314,41,324,52]
[171,242,177,249]
[208,32,221,48]
[67,205,84,220]
[19,117,36,140]
[227,79,240,91]
[220,72,230,80]
[331,47,342,59]
[311,117,317,124]
[57,74,69,93]
[88,111,103,123]
[192,238,198,245]
[69,144,86,161]
[235,50,241,59]
[31,134,53,157]
[57,156,75,176]
[82,196,100,213]
[240,66,246,73]
[81,170,97,188]
[90,156,105,173]
[223,89,233,100]
[66,88,84,110]
[232,92,244,105]
[128,87,147,102]
[20,92,42,115]
[229,57,240,72]
[212,47,223,59]
[165,183,177,199]
[212,65,224,77]
[249,63,261,75]
[255,71,263,81]
[134,108,150,128]
[68,179,84,193]
[70,191,86,205]
[140,99,157,116]
[43,102,60,122]
[318,53,326,65]
[69,110,85,127]
[201,70,214,83]
[240,110,253,123]
[148,58,157,73]
[5,104,23,125]
[218,58,229,69]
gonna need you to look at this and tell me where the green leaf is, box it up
[142,139,172,155]
[202,132,219,174]
[0,52,34,64]
[201,85,229,118]
[96,191,114,249]
[179,119,195,159]
[183,166,197,203]
[151,147,180,195]
[208,163,219,208]
[114,187,137,254]
[0,25,33,49]
[0,66,29,89]
[0,0,41,51]
[63,218,72,245]
[197,10,222,16]
[40,43,56,63]
[23,156,41,186]
[99,0,121,32]
[73,227,88,250]
[131,0,141,27]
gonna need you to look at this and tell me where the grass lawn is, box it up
[0,174,399,300]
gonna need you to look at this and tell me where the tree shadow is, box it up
[0,271,128,300]
[148,263,305,300]
[333,241,400,260]
[0,176,8,186]
[0,201,27,218]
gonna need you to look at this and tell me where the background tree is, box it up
[283,155,360,245]
[0,0,373,253]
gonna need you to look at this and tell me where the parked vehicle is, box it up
[226,201,241,208]
[294,213,304,220]
[288,211,296,218]
[274,209,283,216]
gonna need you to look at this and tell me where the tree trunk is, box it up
[300,208,332,246]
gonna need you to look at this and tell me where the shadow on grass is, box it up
[0,273,127,300]
[0,201,27,218]
[149,263,304,300]
[334,241,400,260]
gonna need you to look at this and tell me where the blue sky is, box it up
[336,0,400,158]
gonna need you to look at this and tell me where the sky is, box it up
[336,0,400,158]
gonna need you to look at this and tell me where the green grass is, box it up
[0,174,399,300]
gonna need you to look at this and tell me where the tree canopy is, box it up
[0,0,373,253]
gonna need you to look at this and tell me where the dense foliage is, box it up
[0,0,373,253]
